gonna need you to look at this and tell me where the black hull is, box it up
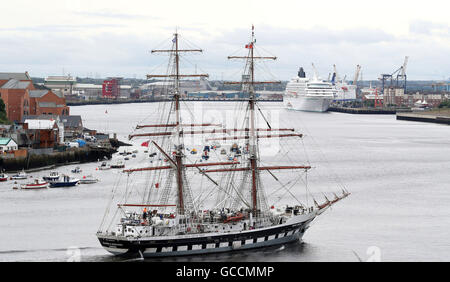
[49,181,78,187]
[98,217,313,258]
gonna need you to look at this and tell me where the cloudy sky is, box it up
[0,0,449,81]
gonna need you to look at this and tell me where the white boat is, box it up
[11,170,27,180]
[43,171,60,182]
[110,160,125,169]
[21,179,48,189]
[79,175,99,184]
[284,66,335,112]
[98,162,111,170]
[71,167,82,173]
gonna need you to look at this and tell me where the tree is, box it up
[0,98,10,124]
[0,98,5,114]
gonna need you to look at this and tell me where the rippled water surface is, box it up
[1,102,449,262]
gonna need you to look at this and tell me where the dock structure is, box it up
[396,112,450,125]
[328,106,397,115]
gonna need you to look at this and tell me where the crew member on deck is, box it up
[143,208,147,221]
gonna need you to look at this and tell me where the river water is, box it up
[1,102,449,262]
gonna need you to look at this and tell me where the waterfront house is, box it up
[23,115,64,144]
[23,119,60,149]
[60,115,83,139]
[0,137,18,153]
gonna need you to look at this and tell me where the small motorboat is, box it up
[49,175,79,188]
[71,167,82,173]
[98,162,110,170]
[124,157,130,161]
[21,179,48,190]
[132,154,136,158]
[111,161,125,169]
[220,148,227,155]
[43,171,60,182]
[132,150,138,154]
[11,170,27,180]
[0,173,8,182]
[79,175,99,184]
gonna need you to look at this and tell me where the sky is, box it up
[0,0,449,81]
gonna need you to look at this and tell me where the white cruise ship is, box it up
[284,66,335,112]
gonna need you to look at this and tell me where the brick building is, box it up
[0,72,70,123]
[0,79,33,122]
[383,87,449,108]
[29,89,69,116]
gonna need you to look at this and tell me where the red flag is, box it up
[155,183,159,188]
[141,141,149,147]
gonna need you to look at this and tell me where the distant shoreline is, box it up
[67,98,283,106]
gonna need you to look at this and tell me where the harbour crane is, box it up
[311,63,319,80]
[379,56,409,93]
[352,65,361,86]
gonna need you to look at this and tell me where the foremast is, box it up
[146,32,208,215]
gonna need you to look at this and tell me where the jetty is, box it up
[328,106,397,114]
[396,110,450,125]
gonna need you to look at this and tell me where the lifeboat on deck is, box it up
[223,213,245,223]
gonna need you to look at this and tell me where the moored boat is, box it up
[71,166,82,173]
[79,175,99,184]
[21,179,48,189]
[0,173,8,182]
[98,162,111,170]
[43,171,60,182]
[110,161,125,169]
[49,175,79,188]
[284,66,335,112]
[11,170,27,180]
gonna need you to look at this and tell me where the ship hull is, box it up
[49,181,79,188]
[284,96,333,112]
[97,214,315,258]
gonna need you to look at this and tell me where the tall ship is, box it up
[284,66,335,112]
[96,27,349,258]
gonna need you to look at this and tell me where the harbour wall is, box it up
[0,146,117,172]
[396,113,450,125]
[328,107,398,114]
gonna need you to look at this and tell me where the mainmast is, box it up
[225,26,279,216]
[146,32,208,215]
